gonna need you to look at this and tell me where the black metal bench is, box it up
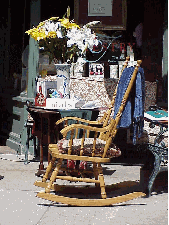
[111,121,168,197]
[140,118,168,196]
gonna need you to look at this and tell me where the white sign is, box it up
[46,98,76,109]
[88,0,113,17]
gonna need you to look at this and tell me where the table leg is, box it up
[39,114,44,170]
[24,124,30,165]
[48,116,51,164]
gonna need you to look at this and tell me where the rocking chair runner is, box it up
[35,58,146,206]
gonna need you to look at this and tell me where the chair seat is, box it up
[57,138,121,158]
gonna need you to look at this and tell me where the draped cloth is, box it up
[113,66,145,145]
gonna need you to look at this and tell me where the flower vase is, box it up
[55,64,71,98]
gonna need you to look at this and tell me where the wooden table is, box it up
[27,106,99,176]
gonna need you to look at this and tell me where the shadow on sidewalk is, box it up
[151,171,168,195]
[0,175,4,180]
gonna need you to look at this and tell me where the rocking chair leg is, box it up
[42,157,57,182]
[98,163,107,199]
[93,162,99,187]
[45,158,63,193]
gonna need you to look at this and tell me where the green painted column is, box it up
[27,37,39,98]
[6,96,35,155]
[162,0,168,104]
[28,0,40,98]
[6,0,40,156]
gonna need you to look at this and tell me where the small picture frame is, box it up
[88,0,113,17]
[89,63,104,78]
[37,77,65,97]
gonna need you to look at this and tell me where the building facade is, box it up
[0,0,167,155]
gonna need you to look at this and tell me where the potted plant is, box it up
[25,10,99,64]
[26,9,99,98]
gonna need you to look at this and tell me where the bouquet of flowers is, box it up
[26,10,99,64]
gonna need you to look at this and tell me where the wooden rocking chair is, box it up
[34,58,146,206]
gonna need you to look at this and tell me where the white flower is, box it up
[85,21,100,27]
[42,21,63,38]
[57,29,63,38]
[44,21,60,32]
[66,26,99,53]
[56,22,61,29]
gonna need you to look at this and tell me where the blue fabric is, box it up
[113,66,145,144]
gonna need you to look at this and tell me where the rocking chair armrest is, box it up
[60,122,112,136]
[56,117,102,126]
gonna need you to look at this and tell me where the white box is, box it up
[46,98,76,109]
[110,65,118,79]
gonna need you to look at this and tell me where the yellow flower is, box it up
[69,22,80,29]
[59,18,80,29]
[25,13,80,43]
[47,31,57,38]
[49,17,59,21]
[37,22,45,29]
[26,27,46,41]
[25,28,34,35]
[59,18,69,28]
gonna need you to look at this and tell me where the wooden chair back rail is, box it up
[68,129,74,155]
[121,56,130,74]
[81,129,86,154]
[92,131,98,156]
[75,121,79,138]
[86,126,90,138]
[61,122,112,137]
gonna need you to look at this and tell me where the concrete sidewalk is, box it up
[0,146,168,225]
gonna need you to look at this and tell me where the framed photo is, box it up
[88,0,113,17]
[37,77,65,97]
[89,63,104,78]
[74,0,127,30]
